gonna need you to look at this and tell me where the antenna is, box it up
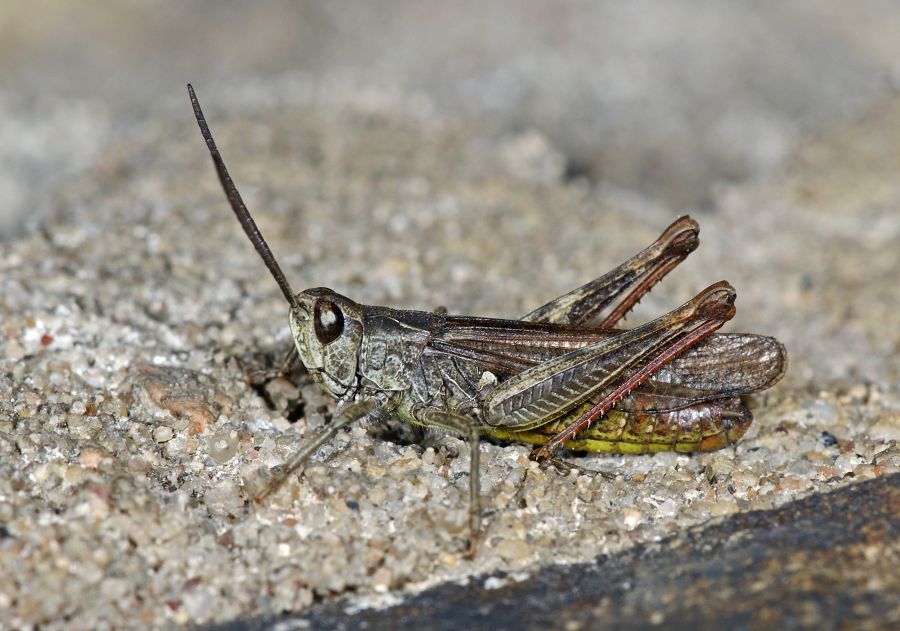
[187,83,300,312]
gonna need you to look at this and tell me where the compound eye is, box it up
[313,299,344,345]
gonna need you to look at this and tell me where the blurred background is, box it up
[3,0,900,239]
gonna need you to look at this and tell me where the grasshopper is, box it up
[188,85,786,546]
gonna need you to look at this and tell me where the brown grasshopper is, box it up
[188,85,786,545]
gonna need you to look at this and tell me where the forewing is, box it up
[427,316,603,377]
[428,319,785,401]
[652,333,787,396]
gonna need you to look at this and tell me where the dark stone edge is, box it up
[203,472,900,631]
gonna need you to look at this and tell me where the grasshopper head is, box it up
[289,287,363,398]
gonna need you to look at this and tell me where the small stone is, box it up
[264,377,300,405]
[100,577,130,600]
[656,499,677,517]
[64,464,84,484]
[22,391,43,408]
[868,412,900,441]
[153,426,174,443]
[79,447,109,469]
[165,434,186,455]
[621,508,644,530]
[131,364,224,435]
[372,567,393,592]
[495,538,532,563]
[204,479,243,516]
[834,452,867,474]
[438,551,459,567]
[208,429,239,464]
[4,340,25,362]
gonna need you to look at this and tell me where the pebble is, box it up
[5,340,25,362]
[867,412,900,441]
[372,567,393,592]
[79,448,108,469]
[153,426,174,443]
[621,508,644,530]
[208,429,240,464]
[495,538,532,563]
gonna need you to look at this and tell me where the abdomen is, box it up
[482,396,752,454]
